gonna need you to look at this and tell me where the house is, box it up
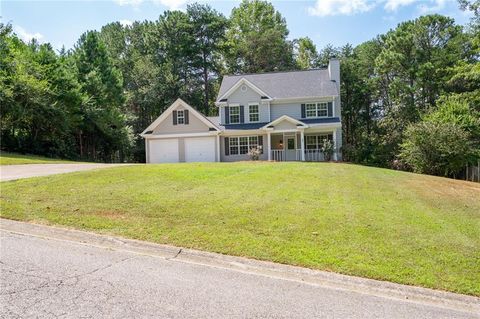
[141,59,342,163]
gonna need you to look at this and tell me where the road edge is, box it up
[1,218,478,315]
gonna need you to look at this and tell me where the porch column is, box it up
[300,130,305,161]
[267,132,271,161]
[333,129,338,161]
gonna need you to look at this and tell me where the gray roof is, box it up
[301,117,341,125]
[206,116,268,130]
[206,116,340,131]
[217,69,338,101]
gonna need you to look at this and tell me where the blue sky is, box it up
[1,0,473,51]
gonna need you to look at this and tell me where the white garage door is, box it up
[149,139,179,163]
[184,137,216,162]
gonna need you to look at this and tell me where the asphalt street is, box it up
[1,227,477,319]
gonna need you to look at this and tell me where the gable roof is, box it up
[217,69,338,102]
[261,115,307,130]
[141,98,219,136]
[217,78,272,101]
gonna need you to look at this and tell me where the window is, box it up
[249,104,259,122]
[229,137,239,155]
[228,136,261,155]
[317,103,328,117]
[305,134,333,149]
[306,136,317,149]
[306,103,317,117]
[177,110,185,124]
[229,106,240,124]
[305,102,330,118]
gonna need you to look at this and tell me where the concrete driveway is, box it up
[1,219,478,319]
[0,163,135,181]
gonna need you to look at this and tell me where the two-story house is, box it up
[141,59,342,163]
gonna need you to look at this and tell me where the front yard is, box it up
[0,152,78,165]
[1,162,479,295]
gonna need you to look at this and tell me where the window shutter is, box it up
[328,102,333,117]
[258,136,263,154]
[240,105,245,123]
[173,110,177,125]
[184,110,189,124]
[301,104,306,118]
[225,107,230,124]
[225,137,229,156]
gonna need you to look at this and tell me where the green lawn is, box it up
[0,152,78,165]
[1,162,479,295]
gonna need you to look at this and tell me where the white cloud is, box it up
[384,0,417,12]
[417,0,447,14]
[14,25,44,42]
[153,0,188,10]
[113,0,143,6]
[307,0,375,16]
[113,0,189,10]
[119,19,134,26]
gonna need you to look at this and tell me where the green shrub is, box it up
[400,122,474,177]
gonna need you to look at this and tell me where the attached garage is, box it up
[142,99,220,163]
[184,137,216,162]
[148,139,179,163]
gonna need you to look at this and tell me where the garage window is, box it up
[177,110,185,124]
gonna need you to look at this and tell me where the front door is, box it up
[285,136,296,161]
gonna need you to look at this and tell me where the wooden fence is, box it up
[464,160,480,183]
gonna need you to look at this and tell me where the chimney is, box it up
[328,58,340,89]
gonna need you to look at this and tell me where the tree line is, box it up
[1,0,479,177]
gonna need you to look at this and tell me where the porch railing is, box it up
[270,149,337,162]
[304,150,325,162]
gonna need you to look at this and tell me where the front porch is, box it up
[267,130,340,162]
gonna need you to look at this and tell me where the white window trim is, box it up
[248,103,259,123]
[177,110,185,125]
[228,136,261,155]
[305,134,334,150]
[229,104,240,124]
[305,102,332,119]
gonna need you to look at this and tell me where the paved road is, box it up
[1,226,477,318]
[0,163,135,181]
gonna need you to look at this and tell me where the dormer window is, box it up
[229,106,240,124]
[177,110,185,124]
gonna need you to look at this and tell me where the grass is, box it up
[0,152,78,165]
[1,162,479,295]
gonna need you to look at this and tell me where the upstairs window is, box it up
[229,106,240,124]
[249,104,259,122]
[305,103,317,117]
[317,103,328,117]
[177,110,185,124]
[304,102,331,118]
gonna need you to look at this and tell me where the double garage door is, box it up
[148,137,216,163]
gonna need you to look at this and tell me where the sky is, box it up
[1,0,474,51]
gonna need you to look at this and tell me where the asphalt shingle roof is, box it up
[217,69,338,101]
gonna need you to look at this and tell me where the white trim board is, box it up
[217,78,272,102]
[141,98,220,136]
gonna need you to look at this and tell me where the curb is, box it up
[1,218,478,315]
